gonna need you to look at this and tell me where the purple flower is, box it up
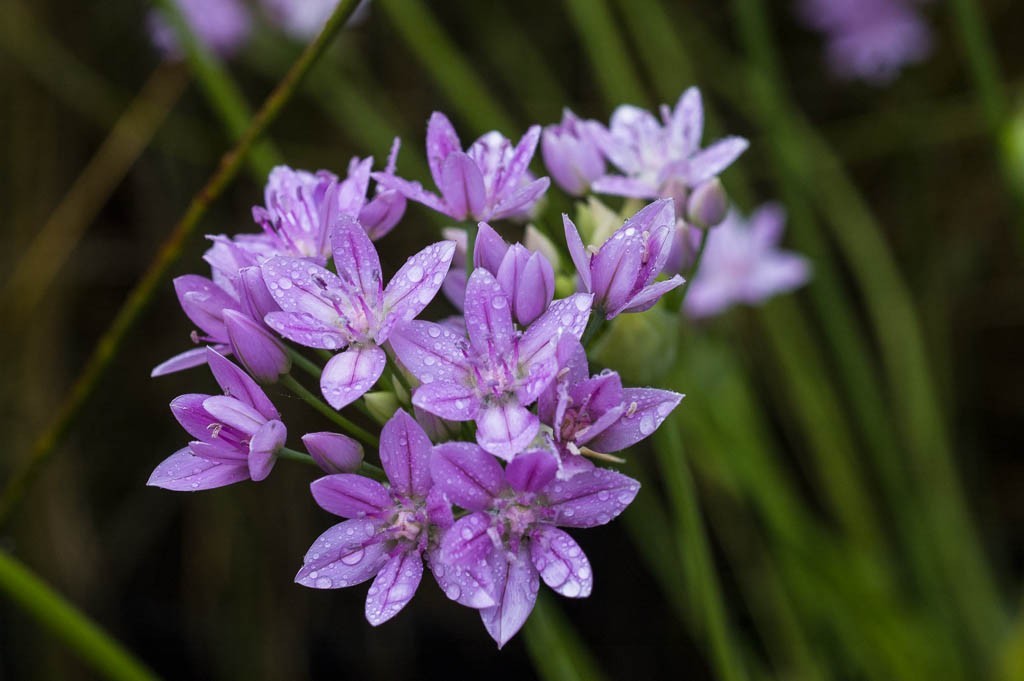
[302,431,364,474]
[541,109,605,196]
[684,204,812,318]
[390,269,592,459]
[374,112,549,222]
[296,410,495,624]
[591,88,748,208]
[432,445,640,646]
[798,0,933,83]
[442,223,556,326]
[563,199,684,319]
[148,349,287,491]
[148,0,251,59]
[262,218,455,409]
[539,338,682,477]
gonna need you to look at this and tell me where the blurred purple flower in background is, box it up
[542,109,606,196]
[590,88,748,213]
[798,0,934,83]
[684,204,812,318]
[148,0,252,59]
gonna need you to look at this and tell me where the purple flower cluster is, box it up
[149,89,807,645]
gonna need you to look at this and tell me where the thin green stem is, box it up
[151,0,280,176]
[376,0,515,133]
[579,314,606,348]
[465,221,478,276]
[280,374,378,448]
[561,0,647,108]
[285,346,323,380]
[0,550,161,681]
[654,416,748,681]
[0,0,364,529]
[523,594,610,681]
[947,0,1024,251]
[278,446,385,481]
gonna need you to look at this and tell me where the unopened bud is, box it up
[301,431,363,474]
[364,390,400,424]
[223,310,291,383]
[686,178,729,229]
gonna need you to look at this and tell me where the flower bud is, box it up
[223,309,291,383]
[364,390,400,424]
[301,432,364,474]
[686,178,729,229]
[495,244,555,326]
[541,109,605,196]
[238,266,279,320]
[591,307,679,385]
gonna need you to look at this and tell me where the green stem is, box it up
[376,0,515,133]
[947,0,1024,251]
[579,314,606,348]
[280,374,379,448]
[278,446,385,481]
[465,221,478,276]
[523,594,610,681]
[654,417,749,681]
[285,346,323,380]
[151,0,280,176]
[0,550,161,681]
[0,0,364,529]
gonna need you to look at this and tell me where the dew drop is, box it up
[315,577,332,588]
[407,264,424,283]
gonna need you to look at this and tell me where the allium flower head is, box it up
[539,338,683,478]
[374,112,550,222]
[296,410,495,624]
[542,109,606,196]
[149,349,286,491]
[148,0,251,59]
[263,218,455,408]
[564,199,684,319]
[391,269,592,459]
[685,204,812,318]
[591,88,748,207]
[432,445,640,646]
[799,0,933,84]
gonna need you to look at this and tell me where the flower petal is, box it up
[440,513,496,566]
[518,293,593,369]
[151,346,216,377]
[205,348,280,420]
[261,256,342,322]
[411,381,479,422]
[426,111,463,190]
[264,311,349,351]
[173,275,238,340]
[320,344,386,409]
[310,474,392,518]
[440,152,486,221]
[464,269,516,361]
[505,450,558,493]
[370,173,448,215]
[248,419,285,481]
[587,388,684,453]
[379,409,434,497]
[147,448,249,491]
[170,393,216,441]
[365,549,423,626]
[295,518,389,589]
[489,177,549,221]
[612,275,684,317]
[380,240,457,340]
[545,468,640,528]
[223,310,290,383]
[590,175,658,199]
[202,395,265,436]
[684,136,749,185]
[530,525,592,598]
[476,401,539,460]
[480,545,539,648]
[430,442,505,511]
[473,222,509,273]
[329,216,384,310]
[389,320,471,386]
[497,125,541,196]
[429,548,497,609]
